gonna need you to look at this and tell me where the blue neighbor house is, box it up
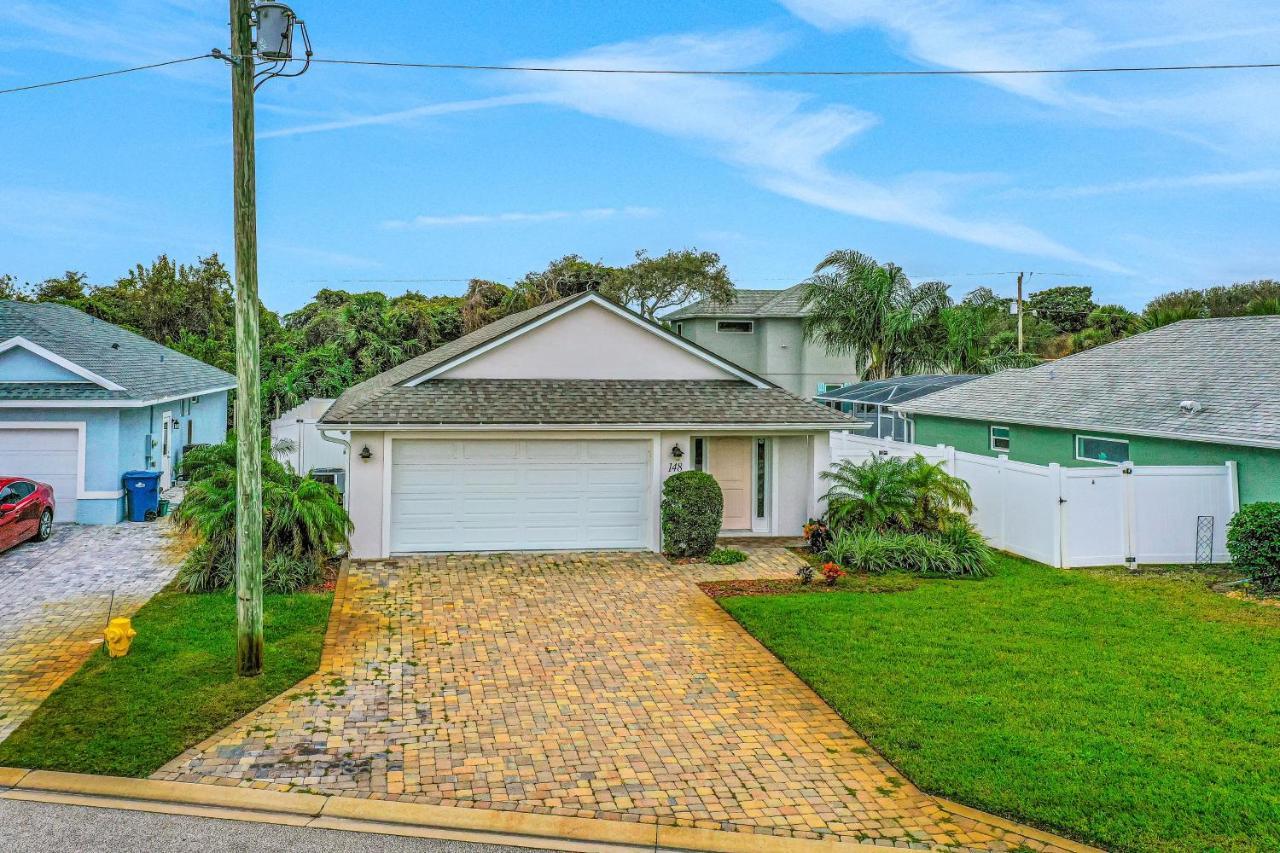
[0,301,234,523]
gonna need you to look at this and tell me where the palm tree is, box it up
[801,250,952,380]
[901,457,973,530]
[820,456,917,532]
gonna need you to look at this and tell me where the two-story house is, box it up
[662,284,858,398]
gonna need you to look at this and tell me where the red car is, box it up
[0,477,55,552]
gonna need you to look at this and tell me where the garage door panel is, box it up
[0,428,79,522]
[390,439,650,553]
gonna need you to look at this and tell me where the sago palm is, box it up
[821,457,917,532]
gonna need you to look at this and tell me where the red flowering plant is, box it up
[821,561,845,586]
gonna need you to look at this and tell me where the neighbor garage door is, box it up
[0,427,79,521]
[390,439,651,553]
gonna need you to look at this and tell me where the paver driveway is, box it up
[159,549,1083,851]
[0,522,185,743]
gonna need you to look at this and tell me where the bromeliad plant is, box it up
[174,436,351,593]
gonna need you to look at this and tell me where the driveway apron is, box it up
[0,521,185,743]
[157,549,1081,851]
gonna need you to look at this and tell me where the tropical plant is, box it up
[660,471,723,557]
[821,456,917,533]
[801,250,952,380]
[706,547,748,565]
[1226,502,1280,592]
[822,455,973,534]
[822,525,991,578]
[821,561,845,586]
[174,436,350,593]
[936,519,995,578]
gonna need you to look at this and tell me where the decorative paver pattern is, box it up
[0,519,185,742]
[159,548,1085,851]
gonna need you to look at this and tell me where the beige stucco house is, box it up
[662,284,859,398]
[321,291,861,558]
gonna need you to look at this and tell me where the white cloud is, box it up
[382,206,659,230]
[504,29,1124,271]
[258,94,546,139]
[776,0,1280,143]
[1012,168,1280,199]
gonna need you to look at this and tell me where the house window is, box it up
[1076,435,1129,464]
[755,439,767,519]
[693,437,706,472]
[990,425,1011,452]
[716,320,753,333]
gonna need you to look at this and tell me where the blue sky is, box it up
[2,0,1278,313]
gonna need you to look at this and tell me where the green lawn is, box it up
[0,586,332,778]
[720,555,1280,853]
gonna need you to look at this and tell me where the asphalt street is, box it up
[0,798,561,853]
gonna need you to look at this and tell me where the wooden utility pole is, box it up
[230,0,263,677]
[1016,271,1025,354]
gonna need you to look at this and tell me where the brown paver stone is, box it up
[0,517,185,743]
[156,547,1089,852]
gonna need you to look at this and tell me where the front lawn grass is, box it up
[720,554,1280,853]
[0,585,332,778]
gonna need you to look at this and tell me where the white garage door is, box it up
[390,439,651,553]
[0,428,79,521]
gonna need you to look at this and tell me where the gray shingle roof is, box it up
[896,317,1280,448]
[0,301,234,404]
[321,380,859,427]
[663,284,809,320]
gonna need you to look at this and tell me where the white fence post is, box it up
[1225,460,1241,517]
[1048,462,1064,568]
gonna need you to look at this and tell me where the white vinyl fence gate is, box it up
[829,433,1240,568]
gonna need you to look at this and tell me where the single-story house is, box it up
[0,301,234,523]
[896,317,1280,504]
[662,284,860,398]
[817,374,980,441]
[321,290,861,558]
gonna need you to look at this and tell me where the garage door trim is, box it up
[384,435,659,554]
[0,421,115,499]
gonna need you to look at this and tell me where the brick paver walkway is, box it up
[158,548,1085,851]
[0,520,185,743]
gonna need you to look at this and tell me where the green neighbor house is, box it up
[896,317,1280,504]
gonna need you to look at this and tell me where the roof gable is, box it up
[0,302,234,404]
[0,338,120,387]
[421,294,758,385]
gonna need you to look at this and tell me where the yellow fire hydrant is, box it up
[104,617,137,658]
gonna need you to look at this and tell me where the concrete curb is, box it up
[0,768,903,852]
[933,798,1103,853]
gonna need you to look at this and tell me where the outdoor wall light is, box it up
[670,443,684,459]
[359,445,373,461]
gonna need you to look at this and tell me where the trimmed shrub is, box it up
[1227,502,1280,592]
[661,471,723,557]
[706,547,748,565]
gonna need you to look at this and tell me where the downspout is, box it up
[318,428,352,510]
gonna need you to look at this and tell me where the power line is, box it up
[0,54,214,96]
[308,57,1280,77]
[5,53,1279,97]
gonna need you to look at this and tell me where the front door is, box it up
[709,437,752,531]
[160,411,173,490]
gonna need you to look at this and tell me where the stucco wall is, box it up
[0,347,85,381]
[677,318,762,374]
[676,317,857,397]
[912,414,1280,504]
[773,434,812,536]
[443,302,737,381]
[347,431,386,559]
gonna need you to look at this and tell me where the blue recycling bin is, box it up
[122,470,162,522]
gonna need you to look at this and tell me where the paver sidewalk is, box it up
[0,519,186,743]
[158,548,1087,851]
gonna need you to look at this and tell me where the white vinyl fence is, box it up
[828,432,1240,568]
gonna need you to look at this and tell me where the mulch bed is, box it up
[700,574,919,600]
